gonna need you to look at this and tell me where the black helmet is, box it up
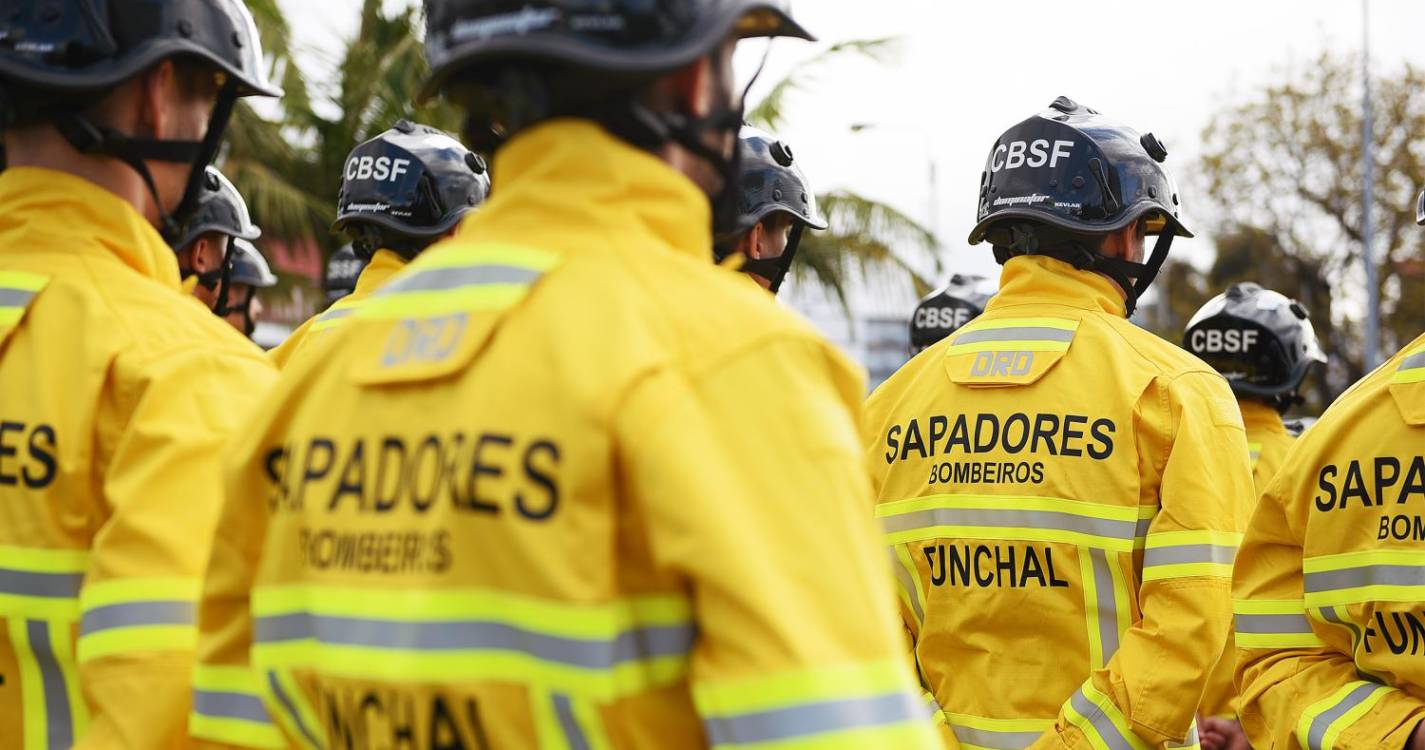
[324,244,366,306]
[1183,282,1327,412]
[227,238,277,288]
[910,274,996,356]
[171,167,261,251]
[0,0,282,240]
[715,126,827,293]
[421,0,812,100]
[332,120,491,260]
[969,97,1192,316]
[1417,189,1425,226]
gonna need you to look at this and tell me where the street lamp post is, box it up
[1362,0,1381,370]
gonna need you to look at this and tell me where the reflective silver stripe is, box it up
[1305,565,1425,593]
[29,620,73,750]
[316,305,356,323]
[1135,515,1154,541]
[951,724,1044,749]
[254,613,695,668]
[379,265,542,295]
[1400,352,1425,372]
[890,548,924,624]
[553,694,592,750]
[0,288,38,308]
[81,600,194,635]
[1320,606,1364,650]
[1069,689,1138,750]
[880,508,1137,542]
[1169,724,1201,748]
[704,691,920,745]
[1090,549,1120,663]
[1306,683,1382,750]
[0,569,83,599]
[266,671,320,749]
[1144,545,1236,567]
[953,327,1075,345]
[1235,612,1315,635]
[193,689,273,724]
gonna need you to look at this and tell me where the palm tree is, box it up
[746,38,942,313]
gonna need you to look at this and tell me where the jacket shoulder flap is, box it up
[346,243,562,385]
[944,316,1078,387]
[1389,344,1425,426]
[0,270,50,351]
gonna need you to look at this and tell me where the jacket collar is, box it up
[458,119,712,262]
[355,249,407,297]
[1238,399,1287,433]
[0,167,180,289]
[986,255,1128,318]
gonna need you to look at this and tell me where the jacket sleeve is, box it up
[77,344,277,749]
[1234,474,1425,750]
[614,335,940,750]
[1040,371,1254,750]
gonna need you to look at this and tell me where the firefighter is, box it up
[267,119,490,368]
[192,1,938,747]
[714,126,827,293]
[0,1,280,747]
[171,166,263,317]
[323,245,366,309]
[909,274,996,357]
[1231,196,1425,749]
[221,238,279,338]
[864,97,1255,749]
[1182,282,1328,749]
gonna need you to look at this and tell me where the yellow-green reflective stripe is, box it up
[947,339,1070,356]
[878,495,1143,552]
[945,713,1052,750]
[890,545,925,627]
[1233,600,1324,649]
[191,665,283,748]
[1304,550,1425,606]
[0,270,49,291]
[959,317,1080,332]
[264,669,321,750]
[0,547,88,619]
[533,689,612,750]
[309,303,357,333]
[702,692,925,748]
[693,660,913,718]
[355,244,559,322]
[252,586,693,700]
[75,578,198,662]
[1394,350,1425,384]
[1296,681,1393,750]
[1142,532,1238,581]
[1064,682,1152,750]
[418,243,561,272]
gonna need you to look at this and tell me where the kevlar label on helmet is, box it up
[944,317,1078,387]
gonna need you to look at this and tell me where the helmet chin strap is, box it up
[738,222,805,295]
[1004,225,1174,318]
[48,77,241,243]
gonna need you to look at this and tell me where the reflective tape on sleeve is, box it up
[694,660,936,749]
[251,585,693,701]
[0,546,88,621]
[190,665,285,749]
[878,495,1145,552]
[76,578,199,663]
[0,270,49,327]
[1063,681,1153,750]
[1142,531,1240,582]
[1295,681,1395,750]
[1233,599,1324,649]
[890,545,925,628]
[1303,550,1425,607]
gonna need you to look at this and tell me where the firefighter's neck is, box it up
[6,125,159,223]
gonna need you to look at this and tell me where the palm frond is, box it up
[747,37,900,131]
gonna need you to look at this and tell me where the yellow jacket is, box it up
[1233,333,1425,750]
[0,168,277,748]
[864,255,1255,750]
[267,249,406,369]
[192,119,938,750]
[1199,399,1296,719]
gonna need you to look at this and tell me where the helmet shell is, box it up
[969,97,1192,246]
[0,0,281,98]
[1183,282,1327,401]
[724,126,826,239]
[228,237,277,287]
[910,274,996,355]
[332,120,491,241]
[421,0,812,100]
[324,244,366,304]
[171,167,261,251]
